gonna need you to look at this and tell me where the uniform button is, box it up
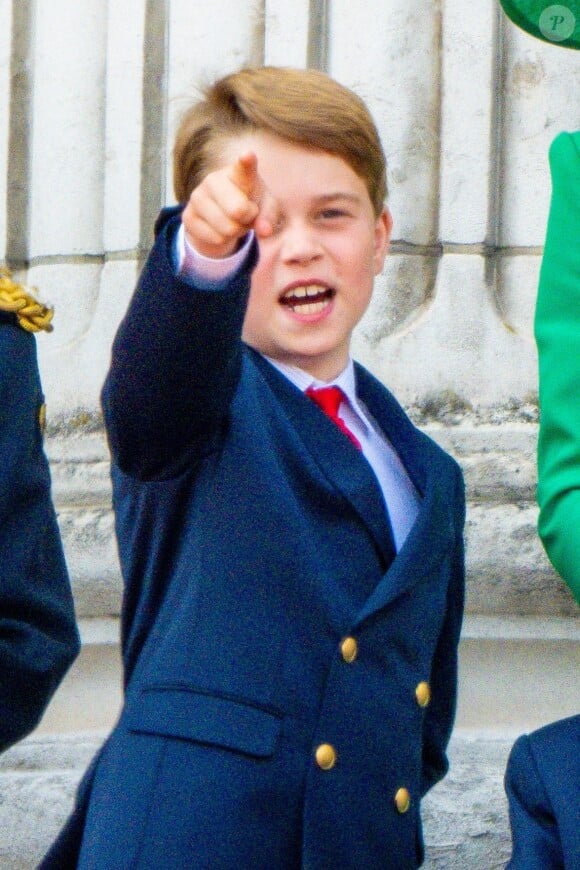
[394,787,411,814]
[340,636,358,663]
[315,743,337,770]
[38,402,47,435]
[415,681,431,708]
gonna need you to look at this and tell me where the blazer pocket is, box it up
[126,686,282,759]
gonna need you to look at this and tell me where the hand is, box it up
[182,152,276,259]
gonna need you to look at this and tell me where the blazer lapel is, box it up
[355,470,456,621]
[354,364,457,617]
[250,351,396,570]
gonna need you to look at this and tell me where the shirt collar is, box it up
[263,355,370,434]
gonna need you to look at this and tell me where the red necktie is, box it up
[305,386,362,451]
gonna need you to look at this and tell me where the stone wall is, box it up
[0,1,578,867]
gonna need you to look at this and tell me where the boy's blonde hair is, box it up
[173,66,387,216]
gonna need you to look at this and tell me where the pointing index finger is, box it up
[230,151,259,198]
[230,151,278,238]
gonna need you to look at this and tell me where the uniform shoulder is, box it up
[527,715,580,755]
[508,715,580,788]
[0,267,54,333]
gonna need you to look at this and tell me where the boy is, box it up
[0,270,79,752]
[43,67,465,869]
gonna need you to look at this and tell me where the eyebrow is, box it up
[312,193,363,206]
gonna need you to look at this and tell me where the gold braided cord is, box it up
[0,267,54,333]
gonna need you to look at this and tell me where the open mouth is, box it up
[279,284,335,315]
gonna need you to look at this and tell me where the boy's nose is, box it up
[279,221,323,264]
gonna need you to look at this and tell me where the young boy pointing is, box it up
[43,66,465,870]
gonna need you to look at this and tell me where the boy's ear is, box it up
[373,207,393,275]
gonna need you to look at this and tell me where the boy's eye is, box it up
[319,208,349,219]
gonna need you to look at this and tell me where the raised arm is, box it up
[535,132,580,603]
[102,152,276,480]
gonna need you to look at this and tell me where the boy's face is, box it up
[221,132,391,381]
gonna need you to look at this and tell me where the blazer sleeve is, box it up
[101,207,257,480]
[0,323,80,752]
[535,131,580,603]
[504,733,563,869]
[421,461,466,795]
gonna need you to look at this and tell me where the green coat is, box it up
[535,131,580,603]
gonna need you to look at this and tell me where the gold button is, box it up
[394,787,411,814]
[38,402,47,435]
[340,636,358,663]
[415,681,431,708]
[315,743,337,770]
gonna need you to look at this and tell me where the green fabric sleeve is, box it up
[535,131,580,603]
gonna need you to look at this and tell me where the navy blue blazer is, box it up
[43,208,465,869]
[0,314,79,752]
[505,714,580,869]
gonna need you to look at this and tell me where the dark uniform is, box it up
[505,715,580,870]
[0,270,79,752]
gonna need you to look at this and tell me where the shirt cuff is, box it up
[176,222,254,284]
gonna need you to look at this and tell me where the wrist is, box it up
[176,223,254,284]
[186,233,240,260]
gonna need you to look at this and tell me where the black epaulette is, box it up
[0,267,54,333]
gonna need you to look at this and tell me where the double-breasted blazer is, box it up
[0,314,79,752]
[505,714,580,869]
[43,208,465,869]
